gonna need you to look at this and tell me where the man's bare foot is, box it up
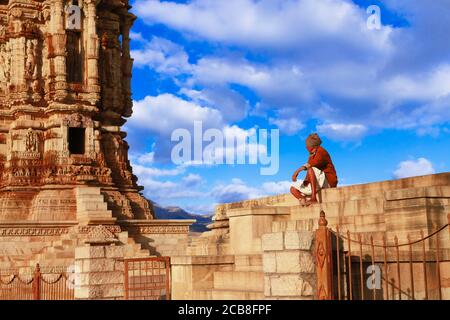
[298,197,307,207]
[304,199,318,207]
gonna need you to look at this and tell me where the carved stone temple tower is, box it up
[0,0,193,269]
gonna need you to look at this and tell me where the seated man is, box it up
[290,133,338,206]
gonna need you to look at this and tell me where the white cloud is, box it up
[211,178,264,203]
[380,64,450,103]
[131,36,192,75]
[261,180,292,194]
[133,0,392,51]
[129,0,450,143]
[129,31,146,43]
[134,152,155,165]
[191,57,315,105]
[180,86,249,122]
[393,158,435,179]
[140,177,206,202]
[182,203,216,216]
[269,117,304,135]
[182,173,203,187]
[132,164,185,177]
[129,94,223,135]
[317,123,368,141]
[210,178,292,203]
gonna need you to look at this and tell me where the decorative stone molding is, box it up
[118,220,195,235]
[78,225,121,235]
[0,221,77,237]
[85,225,119,245]
[0,227,69,236]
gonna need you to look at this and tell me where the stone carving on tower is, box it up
[0,0,155,222]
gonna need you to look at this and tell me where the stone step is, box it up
[77,210,113,218]
[76,194,105,201]
[118,231,129,243]
[211,289,264,300]
[77,201,109,211]
[213,271,264,291]
[75,187,102,196]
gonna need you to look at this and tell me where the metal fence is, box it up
[124,257,171,300]
[0,264,74,300]
[316,210,450,300]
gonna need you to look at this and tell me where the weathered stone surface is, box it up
[80,271,123,286]
[104,245,124,259]
[298,252,315,274]
[275,251,300,273]
[75,246,105,259]
[262,253,276,273]
[82,258,116,273]
[261,232,284,251]
[270,275,314,297]
[264,276,271,297]
[284,231,314,250]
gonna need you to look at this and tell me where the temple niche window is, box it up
[66,0,83,84]
[68,127,85,155]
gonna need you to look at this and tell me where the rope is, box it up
[41,273,63,284]
[0,275,16,285]
[329,223,449,248]
[0,274,34,285]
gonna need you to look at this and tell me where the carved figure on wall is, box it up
[25,41,37,79]
[0,43,11,86]
[25,129,39,152]
[101,32,115,88]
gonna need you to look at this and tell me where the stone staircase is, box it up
[25,228,152,269]
[76,187,116,225]
[1,187,153,270]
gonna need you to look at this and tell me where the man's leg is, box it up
[290,187,307,205]
[306,167,318,203]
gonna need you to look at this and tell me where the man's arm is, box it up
[292,165,308,181]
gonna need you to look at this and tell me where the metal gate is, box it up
[316,210,450,300]
[0,264,75,300]
[124,257,171,300]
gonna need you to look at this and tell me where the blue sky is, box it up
[124,0,450,215]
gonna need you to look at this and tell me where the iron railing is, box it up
[0,264,75,300]
[316,210,450,300]
[124,257,171,300]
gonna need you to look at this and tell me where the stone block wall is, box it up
[74,244,125,300]
[262,230,316,300]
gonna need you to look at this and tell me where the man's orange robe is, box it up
[305,146,338,187]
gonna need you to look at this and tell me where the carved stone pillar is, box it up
[7,7,27,103]
[120,13,135,117]
[51,0,68,101]
[85,0,100,105]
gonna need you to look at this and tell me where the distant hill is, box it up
[152,203,212,233]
